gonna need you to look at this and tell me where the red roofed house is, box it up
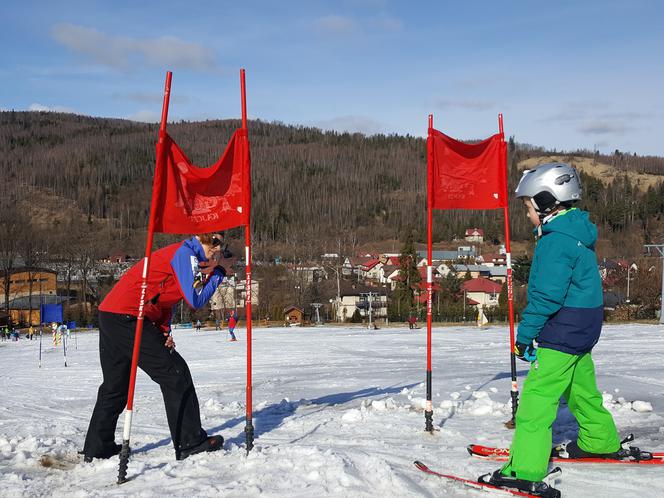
[465,228,484,243]
[462,278,503,325]
[361,258,384,281]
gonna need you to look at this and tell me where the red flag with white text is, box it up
[151,129,250,233]
[428,129,506,210]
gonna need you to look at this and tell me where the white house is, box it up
[332,283,388,322]
[465,228,484,243]
[210,277,259,315]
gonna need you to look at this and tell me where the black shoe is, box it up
[560,439,652,461]
[561,440,626,459]
[479,469,561,498]
[81,443,123,463]
[176,435,224,461]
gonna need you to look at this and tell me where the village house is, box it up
[290,264,327,283]
[332,281,388,323]
[462,277,503,326]
[452,264,507,283]
[342,256,374,277]
[283,305,304,326]
[0,268,59,325]
[360,258,383,281]
[209,277,260,319]
[416,247,477,266]
[464,228,484,243]
[462,277,503,307]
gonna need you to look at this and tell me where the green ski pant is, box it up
[501,347,620,481]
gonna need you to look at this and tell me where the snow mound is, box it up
[603,394,654,412]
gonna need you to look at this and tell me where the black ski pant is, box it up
[83,311,206,459]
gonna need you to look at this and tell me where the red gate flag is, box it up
[151,129,250,233]
[428,129,507,210]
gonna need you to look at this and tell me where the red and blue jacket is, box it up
[99,238,225,332]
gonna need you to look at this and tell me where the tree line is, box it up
[1,111,663,264]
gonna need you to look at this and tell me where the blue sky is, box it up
[2,0,663,155]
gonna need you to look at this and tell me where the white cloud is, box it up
[127,110,161,123]
[434,99,495,111]
[29,103,76,113]
[314,15,358,35]
[51,23,219,72]
[114,92,189,104]
[577,120,630,136]
[312,115,386,135]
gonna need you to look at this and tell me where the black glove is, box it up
[514,342,537,362]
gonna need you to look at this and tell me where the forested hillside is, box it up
[1,111,663,261]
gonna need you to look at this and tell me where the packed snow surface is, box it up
[1,323,664,497]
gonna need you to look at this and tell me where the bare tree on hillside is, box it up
[0,199,25,314]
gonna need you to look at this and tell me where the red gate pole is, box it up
[117,71,172,484]
[240,69,255,453]
[424,114,435,432]
[499,114,519,428]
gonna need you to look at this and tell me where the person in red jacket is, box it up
[83,232,228,462]
[227,310,238,341]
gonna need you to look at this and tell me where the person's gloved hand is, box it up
[514,342,537,362]
[212,265,227,278]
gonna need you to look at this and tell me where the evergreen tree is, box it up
[389,229,421,321]
[512,255,532,285]
[498,282,508,317]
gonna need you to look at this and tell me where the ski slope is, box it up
[1,323,663,497]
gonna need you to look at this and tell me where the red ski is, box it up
[468,444,664,464]
[414,461,560,498]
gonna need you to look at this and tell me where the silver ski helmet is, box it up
[515,162,582,215]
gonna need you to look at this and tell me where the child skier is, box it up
[227,311,238,341]
[482,163,621,497]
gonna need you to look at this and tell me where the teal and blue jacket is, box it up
[518,208,604,355]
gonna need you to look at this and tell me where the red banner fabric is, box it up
[428,129,507,210]
[151,129,250,234]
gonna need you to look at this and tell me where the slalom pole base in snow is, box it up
[424,409,434,433]
[504,390,519,429]
[244,421,255,454]
[117,440,131,484]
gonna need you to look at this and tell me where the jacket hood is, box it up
[183,237,208,262]
[540,208,597,248]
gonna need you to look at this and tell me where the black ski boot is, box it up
[176,435,224,460]
[554,434,653,461]
[80,443,124,463]
[479,468,561,498]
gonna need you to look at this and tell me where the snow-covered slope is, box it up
[1,323,663,497]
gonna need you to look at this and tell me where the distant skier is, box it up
[227,311,238,342]
[195,319,202,332]
[407,315,417,330]
[482,163,621,495]
[57,323,68,340]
